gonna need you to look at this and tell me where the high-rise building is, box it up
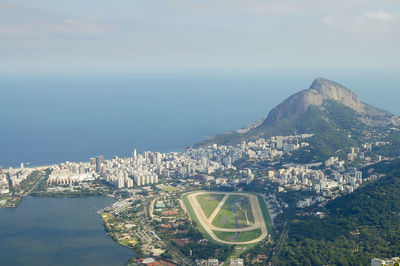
[355,171,362,181]
[20,163,24,170]
[134,175,141,186]
[132,149,137,161]
[156,152,162,165]
[150,153,157,165]
[276,136,283,149]
[90,157,96,168]
[126,177,134,188]
[96,155,105,174]
[117,177,125,189]
[0,166,2,174]
[201,157,208,169]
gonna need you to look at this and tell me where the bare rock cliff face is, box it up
[262,78,366,125]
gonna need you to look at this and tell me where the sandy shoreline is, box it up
[2,165,51,174]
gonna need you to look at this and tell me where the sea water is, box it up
[0,71,398,168]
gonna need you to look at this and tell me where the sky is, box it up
[1,0,399,74]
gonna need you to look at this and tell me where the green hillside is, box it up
[201,100,365,162]
[272,159,400,265]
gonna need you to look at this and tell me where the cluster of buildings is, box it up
[268,166,331,191]
[196,258,244,266]
[0,166,10,194]
[267,162,364,199]
[227,134,312,161]
[196,167,255,187]
[99,153,158,188]
[125,134,310,186]
[8,163,32,187]
[372,257,400,266]
[46,134,314,189]
[346,144,388,163]
[6,132,372,202]
[44,133,368,197]
[196,259,220,266]
[48,161,95,185]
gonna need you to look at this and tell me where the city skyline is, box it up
[2,1,400,265]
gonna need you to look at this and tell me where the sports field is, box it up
[183,191,271,245]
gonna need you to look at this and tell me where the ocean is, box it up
[0,70,399,168]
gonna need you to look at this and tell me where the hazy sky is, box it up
[1,0,399,74]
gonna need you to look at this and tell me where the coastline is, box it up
[2,165,51,174]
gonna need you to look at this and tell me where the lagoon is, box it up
[0,196,134,266]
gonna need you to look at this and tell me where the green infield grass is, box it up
[211,195,253,229]
[213,228,262,243]
[235,197,255,226]
[196,193,225,218]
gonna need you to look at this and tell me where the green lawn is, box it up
[255,194,274,237]
[158,185,180,192]
[13,171,42,195]
[196,193,225,218]
[213,231,237,242]
[235,228,262,242]
[212,195,252,229]
[182,193,220,245]
[213,229,262,243]
[235,197,255,226]
[120,238,137,246]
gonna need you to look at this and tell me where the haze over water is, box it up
[0,71,399,168]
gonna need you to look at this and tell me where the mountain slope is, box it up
[273,159,400,265]
[200,77,399,162]
[202,100,367,162]
[262,77,368,126]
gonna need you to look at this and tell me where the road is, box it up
[186,191,268,245]
[136,215,193,265]
[207,194,229,223]
[148,198,156,220]
[29,172,46,194]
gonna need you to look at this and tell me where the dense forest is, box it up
[273,159,400,265]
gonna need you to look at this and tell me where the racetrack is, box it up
[185,191,268,245]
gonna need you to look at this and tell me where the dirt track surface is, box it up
[186,191,268,245]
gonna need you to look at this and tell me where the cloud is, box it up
[321,9,399,34]
[165,0,319,17]
[1,0,399,72]
[50,18,114,35]
[0,2,114,36]
[165,0,400,18]
[363,10,397,21]
[0,19,114,36]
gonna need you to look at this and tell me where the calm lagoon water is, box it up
[0,196,134,266]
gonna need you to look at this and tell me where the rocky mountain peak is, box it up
[262,77,366,126]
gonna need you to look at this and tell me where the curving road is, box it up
[186,191,268,245]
